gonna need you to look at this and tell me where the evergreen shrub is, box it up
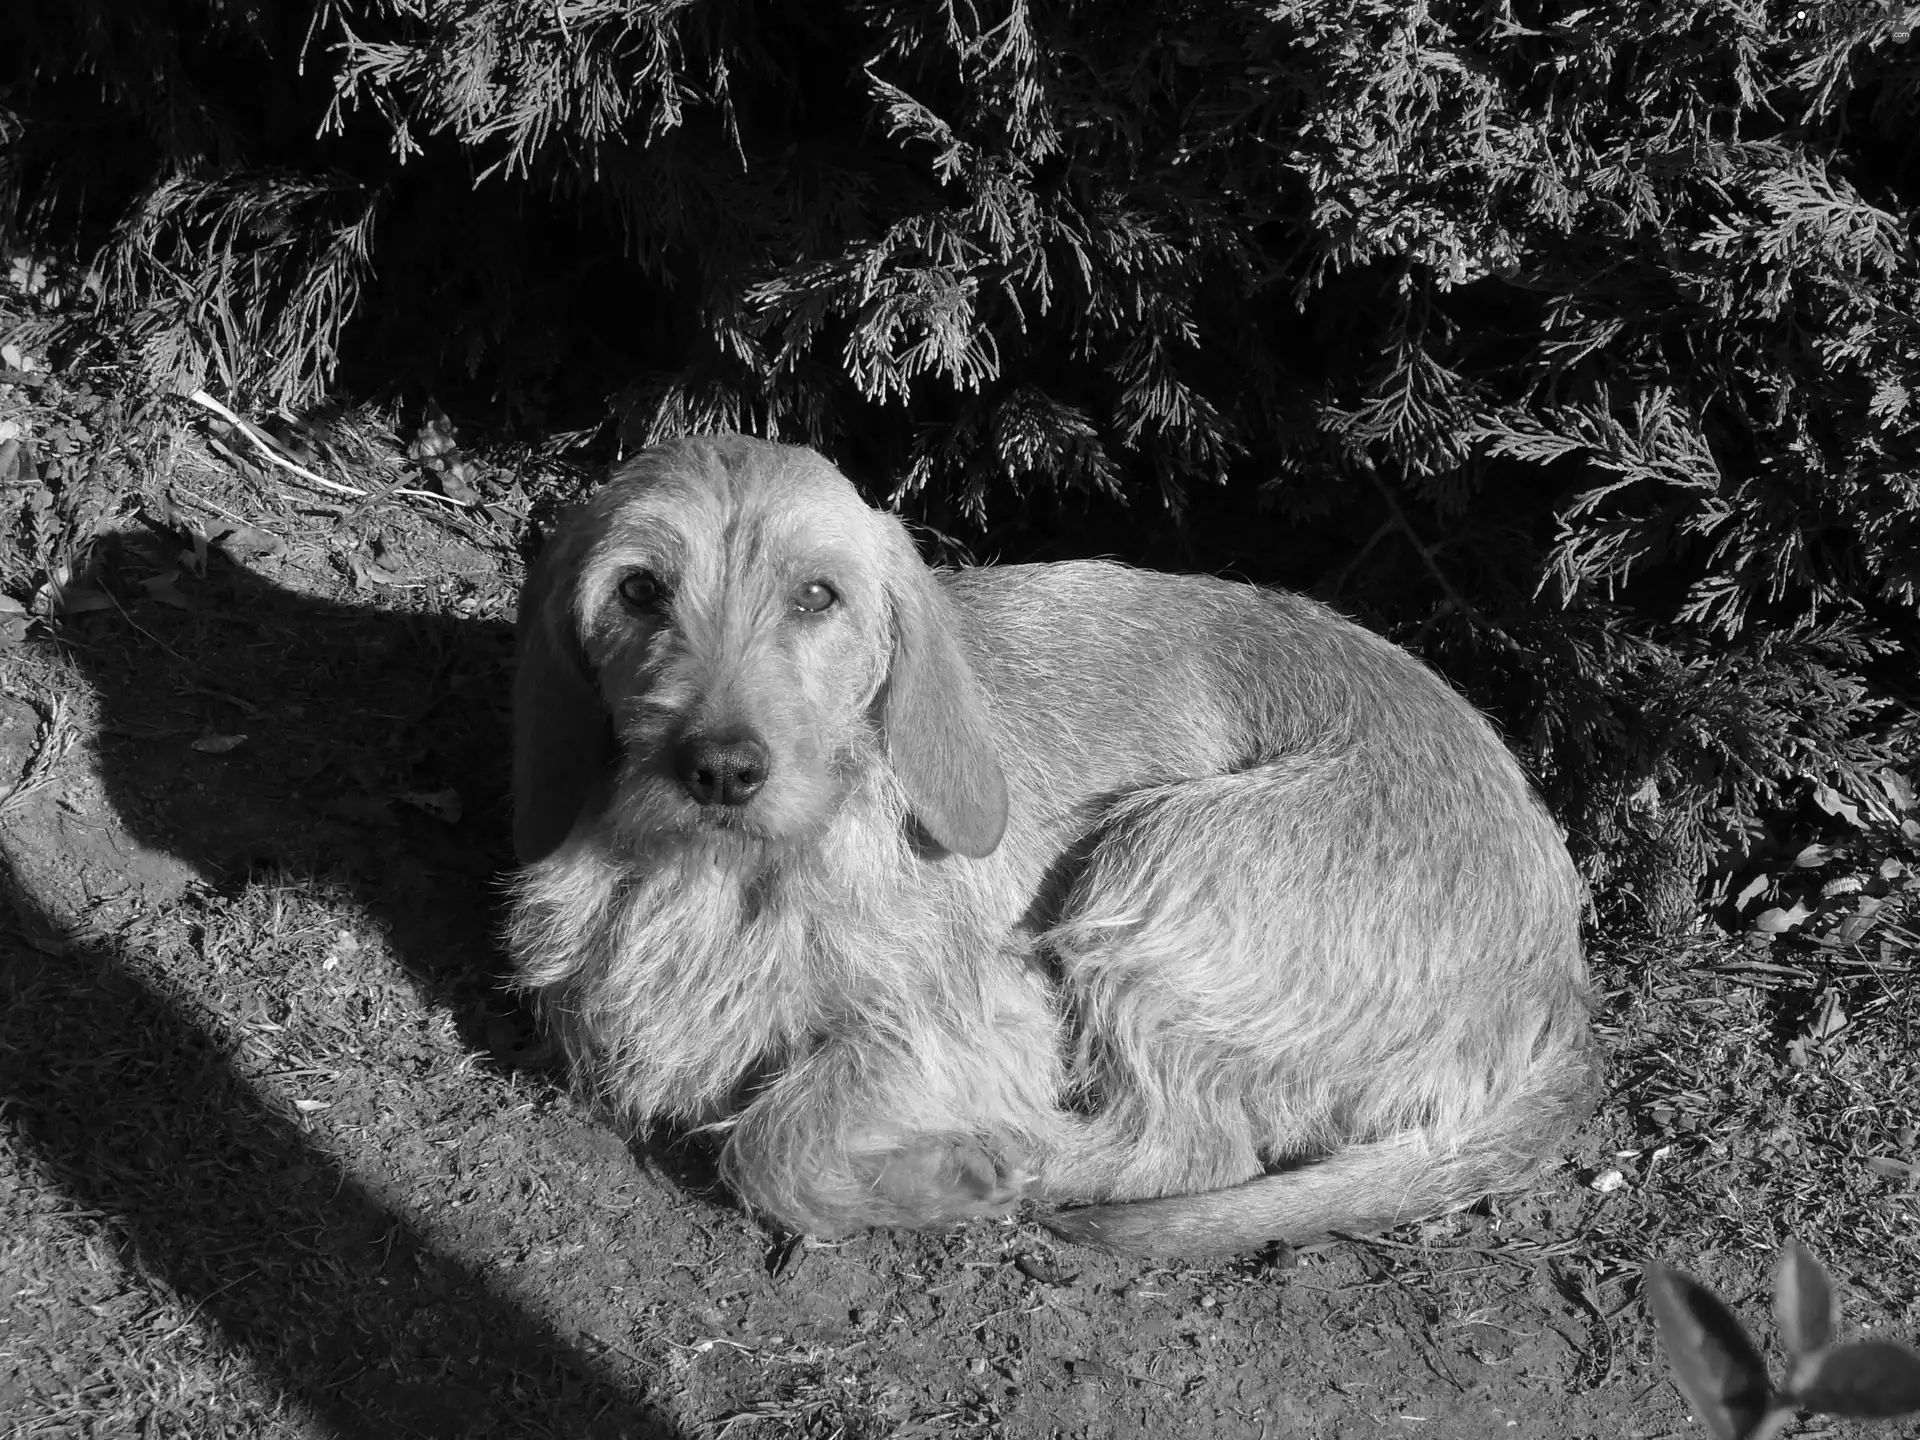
[5,0,1917,924]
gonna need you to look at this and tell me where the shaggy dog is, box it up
[506,434,1597,1255]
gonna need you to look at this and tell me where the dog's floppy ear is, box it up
[512,530,613,864]
[880,525,1009,859]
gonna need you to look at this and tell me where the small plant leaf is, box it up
[1774,1238,1834,1358]
[1643,1263,1774,1440]
[1793,1338,1920,1418]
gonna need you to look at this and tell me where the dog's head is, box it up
[512,435,1007,865]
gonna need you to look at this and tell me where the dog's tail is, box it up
[1044,1045,1599,1257]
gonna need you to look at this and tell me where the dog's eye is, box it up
[618,570,666,610]
[792,581,838,614]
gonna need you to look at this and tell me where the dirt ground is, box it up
[2,433,1914,1439]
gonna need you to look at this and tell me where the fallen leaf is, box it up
[142,581,195,610]
[1754,901,1813,934]
[434,457,481,505]
[410,398,459,461]
[1879,770,1917,813]
[1812,783,1863,828]
[1809,990,1848,1040]
[763,1232,804,1280]
[408,400,481,502]
[349,552,417,588]
[213,520,288,559]
[1833,912,1882,946]
[34,581,113,617]
[1014,1253,1077,1287]
[190,733,248,755]
[400,787,463,824]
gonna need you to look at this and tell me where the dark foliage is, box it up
[5,0,1918,921]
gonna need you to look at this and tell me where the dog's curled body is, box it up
[508,434,1598,1255]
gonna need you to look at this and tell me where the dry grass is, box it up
[1584,920,1920,1351]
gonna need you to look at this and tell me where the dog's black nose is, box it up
[678,732,771,807]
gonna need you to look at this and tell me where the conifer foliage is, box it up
[4,0,1917,919]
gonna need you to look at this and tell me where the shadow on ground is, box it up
[0,527,682,1438]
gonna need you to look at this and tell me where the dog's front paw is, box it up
[870,1134,1033,1225]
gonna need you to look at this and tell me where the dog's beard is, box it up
[509,741,896,1128]
[508,831,818,1127]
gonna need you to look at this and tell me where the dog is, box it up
[506,434,1598,1255]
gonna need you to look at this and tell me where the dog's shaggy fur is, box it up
[507,434,1598,1255]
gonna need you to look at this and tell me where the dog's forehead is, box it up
[718,446,873,555]
[593,441,876,570]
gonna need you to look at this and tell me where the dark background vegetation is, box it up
[4,0,1918,923]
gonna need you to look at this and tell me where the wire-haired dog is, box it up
[507,434,1597,1255]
